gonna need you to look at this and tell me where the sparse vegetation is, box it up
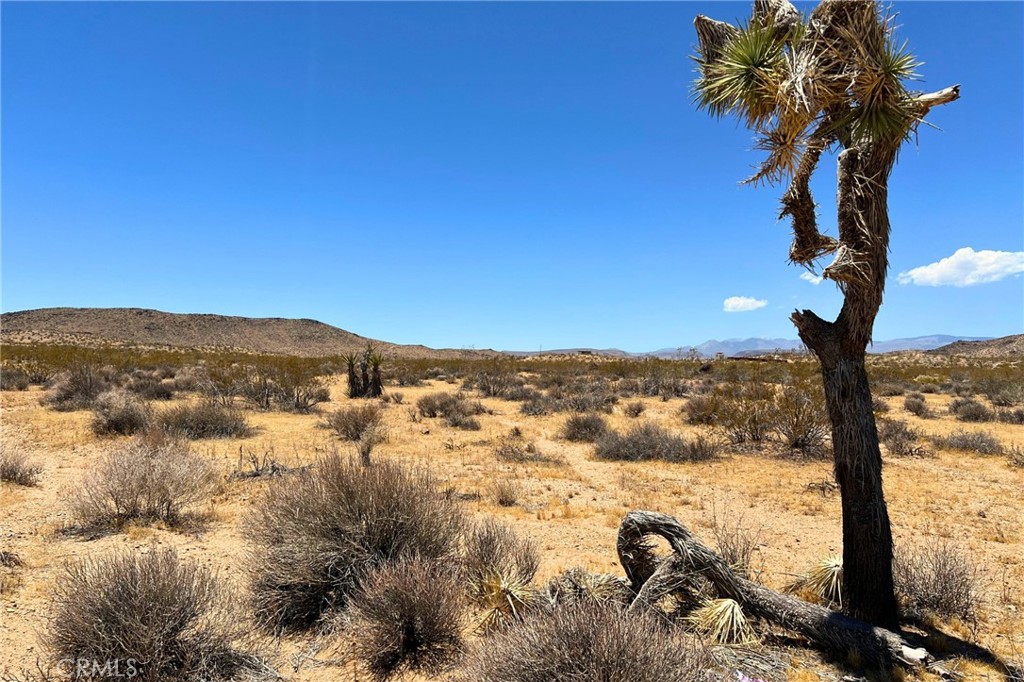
[323,403,384,441]
[0,445,41,486]
[157,400,253,439]
[595,423,717,463]
[416,392,485,430]
[949,397,995,423]
[560,412,609,442]
[245,456,465,633]
[878,418,931,458]
[933,429,1004,456]
[90,389,153,436]
[894,541,982,623]
[623,400,646,418]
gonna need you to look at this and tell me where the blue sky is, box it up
[2,2,1022,352]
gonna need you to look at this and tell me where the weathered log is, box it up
[617,511,943,673]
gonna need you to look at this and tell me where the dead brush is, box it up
[349,558,465,681]
[90,389,153,436]
[686,597,756,645]
[0,445,42,486]
[46,548,268,682]
[463,519,542,632]
[788,555,843,608]
[322,403,384,441]
[544,567,632,608]
[894,541,982,625]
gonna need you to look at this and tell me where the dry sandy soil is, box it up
[1,378,1022,681]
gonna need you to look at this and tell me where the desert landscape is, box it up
[1,309,1022,681]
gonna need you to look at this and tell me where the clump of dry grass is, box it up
[462,602,708,682]
[157,400,253,439]
[91,389,153,436]
[491,478,523,507]
[686,598,756,645]
[494,437,556,465]
[463,519,542,632]
[244,456,465,633]
[560,413,609,442]
[932,429,1004,456]
[350,557,465,681]
[595,423,717,463]
[0,444,42,486]
[69,433,217,532]
[623,401,646,418]
[46,548,267,682]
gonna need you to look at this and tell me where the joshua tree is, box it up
[345,345,385,399]
[693,0,958,627]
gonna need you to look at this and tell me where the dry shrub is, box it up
[42,364,110,411]
[462,602,707,682]
[544,567,631,609]
[997,407,1024,425]
[47,549,265,682]
[463,519,540,631]
[1009,444,1024,469]
[417,392,485,430]
[350,558,465,681]
[494,437,556,464]
[91,389,153,436]
[623,401,646,418]
[595,424,717,463]
[773,381,829,455]
[933,429,1004,456]
[491,478,522,507]
[70,434,217,532]
[878,418,930,458]
[158,401,253,439]
[903,394,932,418]
[244,456,465,633]
[126,372,176,401]
[683,393,721,425]
[323,403,384,441]
[0,367,30,391]
[894,541,982,623]
[709,510,761,580]
[0,445,41,486]
[949,397,994,423]
[560,413,608,442]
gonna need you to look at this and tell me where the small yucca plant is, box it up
[789,555,843,608]
[473,571,545,633]
[686,597,756,645]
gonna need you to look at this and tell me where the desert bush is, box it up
[878,419,930,458]
[949,397,994,423]
[47,549,262,682]
[463,519,541,631]
[323,404,384,441]
[158,401,253,439]
[463,368,527,399]
[894,541,981,623]
[773,381,829,455]
[560,413,609,442]
[491,478,522,507]
[381,391,404,405]
[519,396,555,416]
[126,372,176,400]
[933,429,1004,456]
[871,397,891,414]
[717,391,774,445]
[623,401,646,418]
[91,389,153,436]
[416,392,485,429]
[350,558,465,681]
[982,381,1024,407]
[42,363,110,411]
[682,393,721,425]
[0,367,30,391]
[1008,444,1024,468]
[494,437,554,464]
[997,407,1024,425]
[903,394,932,418]
[710,510,761,580]
[0,445,41,486]
[595,424,717,463]
[245,456,465,633]
[462,602,707,682]
[70,434,217,531]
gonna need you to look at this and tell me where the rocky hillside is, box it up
[929,334,1024,358]
[0,308,488,359]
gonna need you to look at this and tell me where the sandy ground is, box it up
[1,379,1022,680]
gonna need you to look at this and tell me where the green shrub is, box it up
[773,381,829,455]
[158,401,253,439]
[245,456,465,633]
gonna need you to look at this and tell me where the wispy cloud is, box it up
[799,271,823,285]
[723,296,768,313]
[897,247,1024,287]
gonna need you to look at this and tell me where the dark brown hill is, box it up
[0,307,490,359]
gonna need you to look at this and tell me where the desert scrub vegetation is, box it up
[41,363,112,411]
[416,391,485,430]
[903,393,932,418]
[894,541,982,624]
[594,423,717,463]
[90,389,153,436]
[772,380,829,456]
[493,436,557,465]
[69,434,217,533]
[932,429,1004,456]
[623,400,646,418]
[349,557,465,681]
[0,444,42,486]
[878,419,931,458]
[949,397,995,423]
[0,366,30,391]
[344,346,384,399]
[463,519,542,632]
[157,400,253,439]
[47,548,268,682]
[559,412,609,442]
[244,456,465,633]
[322,403,384,441]
[462,602,708,682]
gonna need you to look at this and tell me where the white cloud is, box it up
[897,247,1024,287]
[800,271,823,285]
[723,296,768,313]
